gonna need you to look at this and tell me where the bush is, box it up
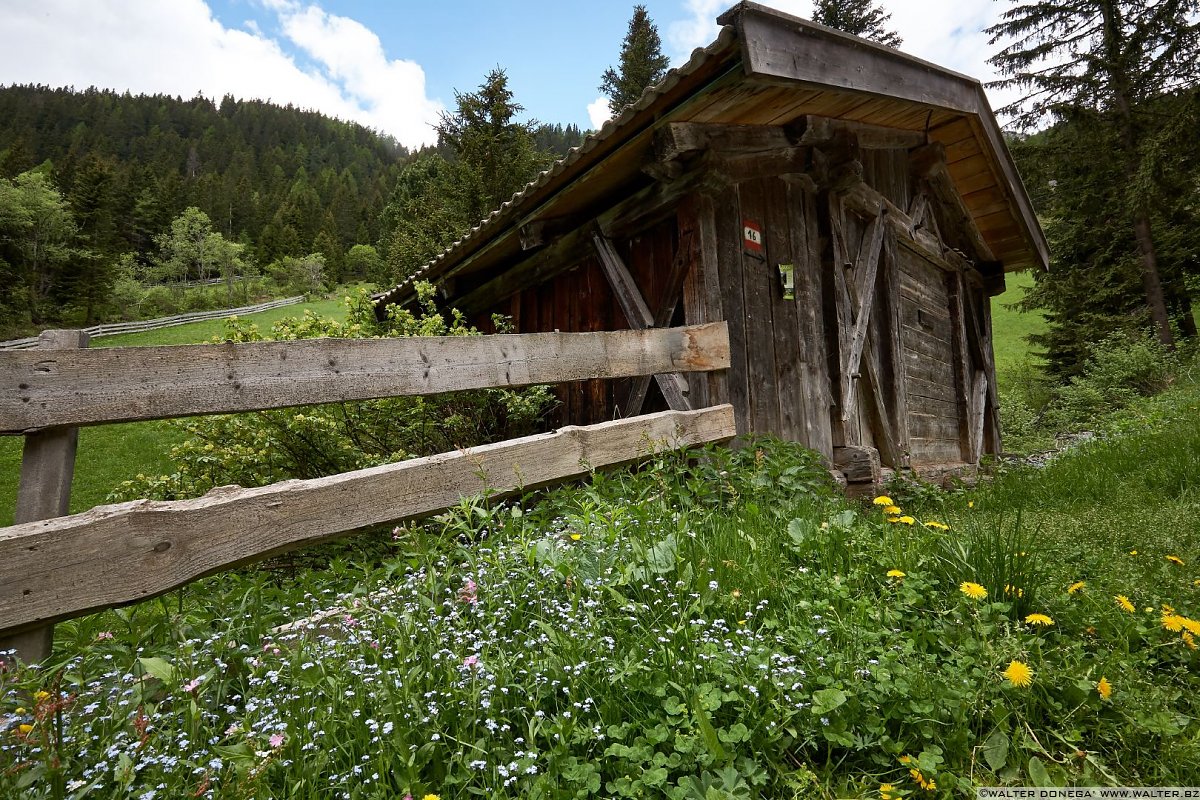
[1001,330,1180,452]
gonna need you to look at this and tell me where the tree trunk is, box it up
[1180,294,1198,339]
[1131,210,1174,347]
[1100,0,1175,349]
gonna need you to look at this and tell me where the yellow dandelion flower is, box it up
[1166,555,1185,566]
[569,533,581,541]
[887,569,906,579]
[898,755,913,764]
[1068,581,1086,595]
[1163,603,1176,613]
[33,691,50,703]
[731,589,741,598]
[1115,595,1135,613]
[1004,584,1025,598]
[1097,677,1112,699]
[1025,613,1054,627]
[14,707,25,715]
[968,500,975,508]
[884,505,902,515]
[924,520,949,530]
[887,516,902,524]
[881,783,896,800]
[1180,618,1200,635]
[873,495,894,506]
[1129,550,1138,556]
[1163,614,1185,632]
[960,581,988,601]
[1003,660,1033,687]
[1183,631,1197,650]
[18,724,33,735]
[898,515,916,525]
[423,795,441,800]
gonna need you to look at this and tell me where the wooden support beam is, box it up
[910,142,996,264]
[792,116,928,151]
[0,325,730,432]
[828,195,856,445]
[881,234,911,466]
[829,200,899,467]
[655,122,795,164]
[591,233,693,412]
[841,201,885,424]
[970,370,988,463]
[624,205,699,415]
[0,406,736,634]
[1,330,88,665]
[949,271,976,463]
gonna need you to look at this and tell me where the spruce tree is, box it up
[812,0,902,46]
[437,68,547,223]
[599,6,671,115]
[987,0,1200,352]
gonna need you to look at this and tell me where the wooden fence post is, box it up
[0,329,87,665]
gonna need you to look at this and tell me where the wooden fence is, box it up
[0,296,304,350]
[0,323,734,662]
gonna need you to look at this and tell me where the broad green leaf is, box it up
[137,656,177,684]
[982,728,1009,772]
[811,688,848,715]
[693,693,728,762]
[1028,756,1052,787]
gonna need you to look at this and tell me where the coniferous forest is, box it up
[0,84,585,335]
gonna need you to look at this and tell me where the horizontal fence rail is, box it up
[0,405,736,633]
[0,322,731,433]
[0,296,304,350]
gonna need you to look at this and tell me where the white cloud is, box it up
[587,96,613,130]
[0,0,443,148]
[667,0,725,61]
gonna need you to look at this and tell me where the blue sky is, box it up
[0,0,1009,149]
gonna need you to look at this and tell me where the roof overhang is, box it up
[376,2,1048,312]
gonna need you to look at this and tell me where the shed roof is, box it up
[377,2,1047,311]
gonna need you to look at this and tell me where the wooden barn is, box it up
[375,2,1049,489]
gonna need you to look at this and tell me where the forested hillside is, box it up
[0,84,586,335]
[0,86,405,272]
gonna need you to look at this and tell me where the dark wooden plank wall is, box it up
[897,247,965,465]
[499,217,681,425]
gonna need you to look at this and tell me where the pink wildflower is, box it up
[459,579,478,605]
[96,631,114,641]
[182,676,204,693]
[463,654,479,668]
[269,733,285,748]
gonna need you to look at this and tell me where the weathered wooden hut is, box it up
[375,2,1048,489]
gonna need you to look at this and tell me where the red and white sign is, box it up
[742,219,764,254]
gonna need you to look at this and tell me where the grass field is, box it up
[0,296,351,526]
[990,270,1046,389]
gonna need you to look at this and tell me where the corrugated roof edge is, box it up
[372,24,739,312]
